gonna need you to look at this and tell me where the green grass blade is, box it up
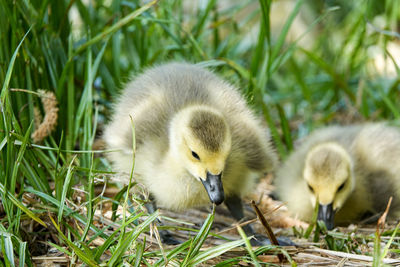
[57,155,76,223]
[188,239,246,266]
[94,212,145,260]
[80,154,95,242]
[48,242,72,256]
[0,232,15,267]
[304,198,319,239]
[237,225,260,267]
[1,27,31,98]
[75,1,157,54]
[379,222,400,264]
[276,104,293,151]
[10,121,33,193]
[193,0,217,38]
[118,116,137,247]
[134,238,145,267]
[258,0,272,45]
[182,206,215,265]
[49,216,99,267]
[270,0,303,65]
[108,211,159,266]
[155,239,192,266]
[18,241,27,267]
[261,103,287,158]
[300,48,356,102]
[0,137,6,151]
[0,182,46,227]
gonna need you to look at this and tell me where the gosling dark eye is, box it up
[307,183,314,193]
[337,182,345,192]
[191,151,200,160]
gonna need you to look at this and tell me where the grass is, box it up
[1,0,400,265]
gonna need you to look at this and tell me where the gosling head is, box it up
[303,142,355,230]
[169,105,231,205]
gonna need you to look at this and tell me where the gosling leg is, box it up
[224,195,256,236]
[145,196,180,245]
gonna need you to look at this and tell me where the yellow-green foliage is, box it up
[0,0,399,265]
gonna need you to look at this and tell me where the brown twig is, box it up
[376,196,392,234]
[251,200,284,263]
[216,202,286,235]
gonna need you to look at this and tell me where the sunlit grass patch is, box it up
[1,0,400,265]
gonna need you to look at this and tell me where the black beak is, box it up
[201,172,224,205]
[317,203,335,230]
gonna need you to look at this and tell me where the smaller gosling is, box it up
[275,123,400,230]
[104,62,278,244]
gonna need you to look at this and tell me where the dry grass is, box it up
[23,176,400,266]
[2,0,400,265]
[31,90,59,143]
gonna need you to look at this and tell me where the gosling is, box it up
[275,123,400,230]
[104,62,278,243]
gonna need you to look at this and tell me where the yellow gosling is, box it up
[275,123,400,229]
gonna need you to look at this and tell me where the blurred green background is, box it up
[1,0,399,265]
